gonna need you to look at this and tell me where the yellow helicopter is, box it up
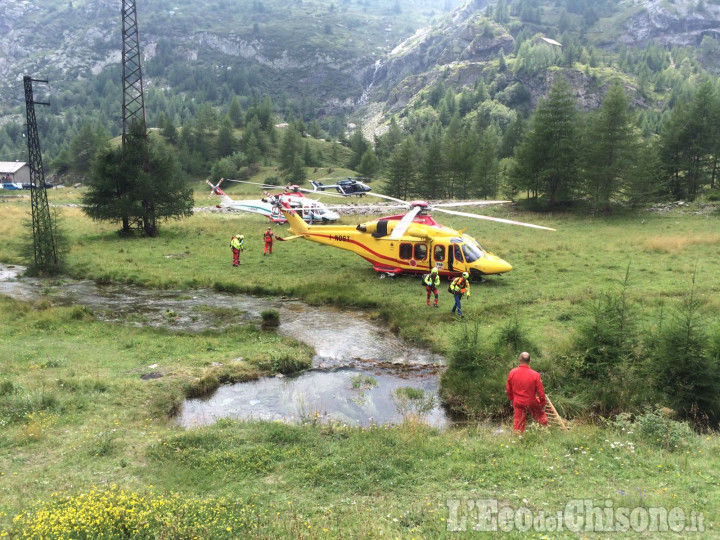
[277,198,555,279]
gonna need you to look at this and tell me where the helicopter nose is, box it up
[325,211,340,222]
[479,256,513,275]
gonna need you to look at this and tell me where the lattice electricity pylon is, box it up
[24,75,59,271]
[122,0,156,234]
[121,0,147,145]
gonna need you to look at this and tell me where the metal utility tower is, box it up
[121,0,147,144]
[24,75,59,271]
[121,0,156,234]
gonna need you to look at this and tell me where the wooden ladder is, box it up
[544,396,569,430]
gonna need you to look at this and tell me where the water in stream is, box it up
[0,264,449,427]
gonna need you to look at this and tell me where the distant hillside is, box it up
[0,0,455,120]
[359,0,720,133]
[2,0,720,174]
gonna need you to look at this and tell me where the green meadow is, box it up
[0,186,719,537]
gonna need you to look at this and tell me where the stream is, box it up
[0,264,449,428]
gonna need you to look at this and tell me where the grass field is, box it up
[0,186,718,537]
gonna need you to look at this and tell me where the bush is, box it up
[613,407,696,452]
[261,309,280,327]
[269,353,309,375]
[495,310,535,353]
[0,380,15,396]
[392,387,436,423]
[184,373,220,399]
[649,281,720,426]
[150,386,184,418]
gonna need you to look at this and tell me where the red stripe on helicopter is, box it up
[303,232,411,267]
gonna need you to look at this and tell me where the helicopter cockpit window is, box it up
[462,243,484,262]
[414,244,427,261]
[433,245,445,262]
[453,244,464,263]
[399,243,413,259]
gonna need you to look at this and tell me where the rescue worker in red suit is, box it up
[424,267,441,307]
[263,227,274,255]
[230,234,244,267]
[506,351,548,432]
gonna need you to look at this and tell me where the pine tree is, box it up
[358,148,379,180]
[387,137,417,200]
[417,136,445,199]
[657,81,718,200]
[582,79,639,205]
[347,125,370,170]
[84,124,193,236]
[216,117,237,159]
[228,95,244,129]
[473,128,500,199]
[161,117,178,144]
[515,76,579,205]
[279,124,302,171]
[70,121,109,175]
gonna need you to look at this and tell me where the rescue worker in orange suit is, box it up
[424,267,441,308]
[263,226,274,255]
[450,272,470,317]
[506,352,548,432]
[230,234,244,267]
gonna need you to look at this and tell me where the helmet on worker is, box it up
[431,268,438,274]
[239,234,244,240]
[462,272,469,278]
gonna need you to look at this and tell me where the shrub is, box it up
[649,280,720,426]
[392,387,436,423]
[495,309,535,353]
[150,386,184,418]
[261,309,280,327]
[613,407,696,452]
[269,353,309,374]
[0,380,15,396]
[184,373,220,399]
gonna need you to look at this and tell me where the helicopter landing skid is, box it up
[373,264,402,278]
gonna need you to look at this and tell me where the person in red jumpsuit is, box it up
[263,226,274,255]
[506,351,548,432]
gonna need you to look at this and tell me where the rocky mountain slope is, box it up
[2,0,720,133]
[361,0,720,112]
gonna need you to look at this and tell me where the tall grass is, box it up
[1,195,720,535]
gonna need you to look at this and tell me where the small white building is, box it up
[0,162,31,184]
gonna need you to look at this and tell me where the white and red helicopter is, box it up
[206,178,340,224]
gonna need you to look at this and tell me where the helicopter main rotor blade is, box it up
[327,204,408,211]
[433,207,556,231]
[295,188,349,199]
[360,192,408,205]
[223,179,274,188]
[389,206,423,240]
[432,200,510,208]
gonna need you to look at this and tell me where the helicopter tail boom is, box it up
[279,203,310,236]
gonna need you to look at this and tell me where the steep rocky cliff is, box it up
[358,0,720,131]
[2,0,720,131]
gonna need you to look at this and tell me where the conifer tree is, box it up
[228,95,244,129]
[514,76,579,205]
[84,123,193,236]
[358,148,379,180]
[387,137,417,200]
[582,79,639,205]
[417,136,445,199]
[216,117,237,159]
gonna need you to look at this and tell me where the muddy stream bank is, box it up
[0,264,449,428]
